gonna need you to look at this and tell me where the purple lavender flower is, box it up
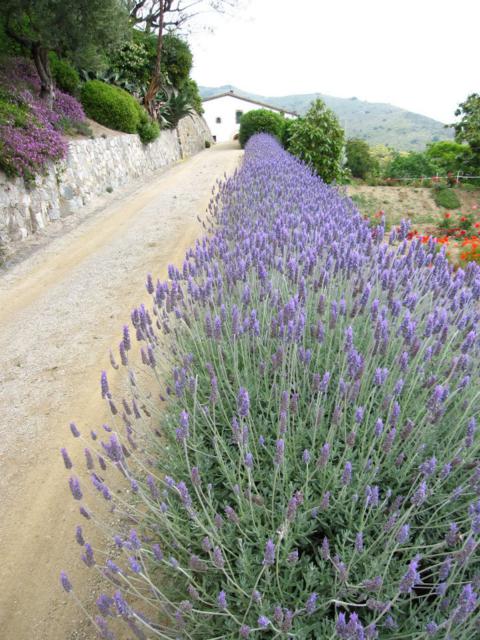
[100,371,110,399]
[287,549,298,564]
[217,590,227,610]
[69,476,83,501]
[399,555,421,593]
[306,592,318,615]
[274,439,285,465]
[355,531,364,552]
[258,615,270,629]
[60,571,72,593]
[75,525,85,546]
[263,538,275,566]
[61,448,73,469]
[70,422,80,438]
[317,442,330,467]
[396,524,410,544]
[411,480,427,506]
[213,546,225,568]
[342,461,353,485]
[237,387,250,417]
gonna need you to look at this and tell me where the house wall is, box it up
[0,114,212,246]
[202,95,295,142]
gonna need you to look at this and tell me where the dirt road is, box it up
[0,142,242,639]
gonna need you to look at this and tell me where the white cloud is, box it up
[189,0,479,123]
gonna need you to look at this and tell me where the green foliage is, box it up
[205,139,211,148]
[384,152,439,179]
[345,137,378,179]
[182,78,203,114]
[238,109,284,148]
[452,94,480,172]
[81,80,141,133]
[108,28,155,92]
[159,89,195,129]
[3,0,130,70]
[137,118,160,144]
[0,14,27,56]
[426,140,470,174]
[49,52,80,96]
[281,117,295,149]
[432,184,461,209]
[287,99,345,183]
[108,30,193,96]
[161,34,192,89]
[0,90,28,127]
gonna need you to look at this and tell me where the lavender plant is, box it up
[62,135,480,639]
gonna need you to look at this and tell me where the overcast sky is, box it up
[189,0,479,123]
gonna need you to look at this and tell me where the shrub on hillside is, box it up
[62,135,480,639]
[288,99,345,183]
[137,118,160,144]
[426,141,471,176]
[49,53,80,96]
[80,80,142,133]
[433,184,461,209]
[239,108,284,147]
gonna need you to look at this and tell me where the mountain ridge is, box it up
[199,84,454,151]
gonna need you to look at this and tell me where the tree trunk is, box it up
[144,1,165,118]
[32,44,55,109]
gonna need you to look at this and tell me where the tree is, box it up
[345,138,378,179]
[452,94,480,170]
[129,0,237,116]
[3,0,129,107]
[108,30,193,95]
[287,99,345,183]
[425,141,471,175]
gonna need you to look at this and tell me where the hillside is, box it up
[199,85,454,151]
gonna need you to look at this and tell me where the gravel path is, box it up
[0,142,242,639]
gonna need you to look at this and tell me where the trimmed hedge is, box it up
[80,80,142,133]
[239,108,284,148]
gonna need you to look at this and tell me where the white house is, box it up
[202,90,297,143]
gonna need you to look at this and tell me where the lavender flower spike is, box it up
[263,538,275,566]
[237,387,250,417]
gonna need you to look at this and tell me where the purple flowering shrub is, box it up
[0,57,86,180]
[63,135,480,638]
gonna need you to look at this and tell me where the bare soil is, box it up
[0,142,242,639]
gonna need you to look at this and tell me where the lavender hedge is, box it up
[63,135,480,639]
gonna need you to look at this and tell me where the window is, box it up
[216,116,222,124]
[235,110,243,124]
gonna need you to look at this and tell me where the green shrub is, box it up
[49,53,80,96]
[346,138,379,179]
[281,118,295,149]
[205,139,211,148]
[384,152,439,180]
[432,185,461,209]
[288,99,345,183]
[80,80,141,133]
[0,92,28,127]
[239,109,284,148]
[137,118,160,144]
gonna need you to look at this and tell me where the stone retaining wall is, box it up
[0,114,212,244]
